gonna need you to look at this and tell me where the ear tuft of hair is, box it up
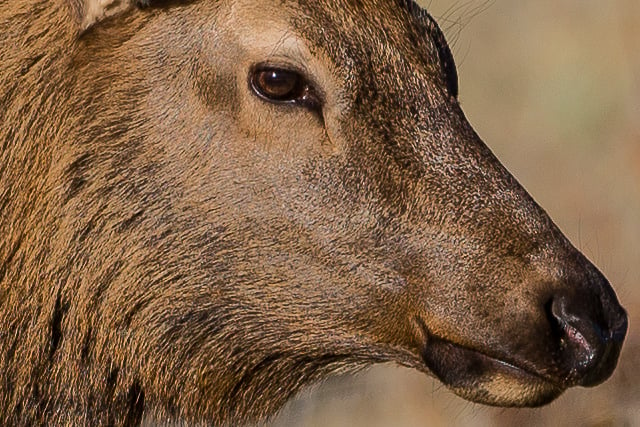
[79,0,148,29]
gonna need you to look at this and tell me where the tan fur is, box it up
[82,0,136,28]
[0,0,627,425]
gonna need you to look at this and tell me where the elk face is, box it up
[62,0,627,421]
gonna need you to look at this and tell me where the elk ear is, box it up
[72,0,149,30]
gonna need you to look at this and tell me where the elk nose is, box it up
[548,290,627,387]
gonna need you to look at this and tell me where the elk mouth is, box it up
[420,334,565,407]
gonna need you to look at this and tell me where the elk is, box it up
[0,0,628,425]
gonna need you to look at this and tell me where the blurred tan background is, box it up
[272,1,640,425]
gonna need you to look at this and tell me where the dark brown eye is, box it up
[250,66,320,109]
[252,68,301,101]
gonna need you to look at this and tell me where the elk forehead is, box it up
[223,0,447,114]
[295,0,447,95]
[226,2,309,58]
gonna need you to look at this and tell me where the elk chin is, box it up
[421,336,565,407]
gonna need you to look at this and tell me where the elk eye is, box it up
[250,66,319,109]
[252,68,301,101]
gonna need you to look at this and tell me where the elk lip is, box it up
[421,334,565,407]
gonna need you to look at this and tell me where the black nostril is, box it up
[547,292,626,387]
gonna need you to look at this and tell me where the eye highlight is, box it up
[250,65,321,110]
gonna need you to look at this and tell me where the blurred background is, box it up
[272,0,640,425]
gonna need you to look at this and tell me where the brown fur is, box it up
[0,0,627,425]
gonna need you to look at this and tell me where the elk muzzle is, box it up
[548,283,627,387]
[419,254,628,407]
